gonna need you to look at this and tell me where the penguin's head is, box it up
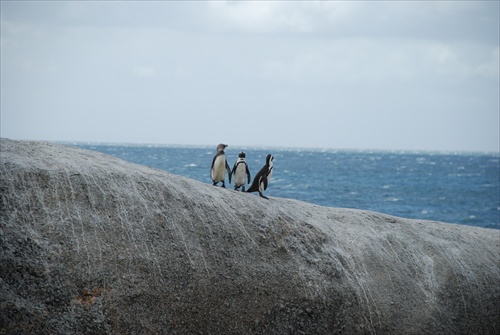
[238,152,246,158]
[266,154,274,166]
[217,143,228,151]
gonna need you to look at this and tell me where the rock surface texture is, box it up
[1,138,499,334]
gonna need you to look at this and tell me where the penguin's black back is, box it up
[247,164,268,193]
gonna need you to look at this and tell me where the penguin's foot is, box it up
[258,193,269,200]
[221,182,226,188]
[241,186,246,192]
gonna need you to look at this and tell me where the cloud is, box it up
[425,44,500,81]
[475,47,500,78]
[132,66,156,78]
[206,1,355,34]
[203,1,498,43]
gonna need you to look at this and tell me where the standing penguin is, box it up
[247,154,274,199]
[231,152,251,191]
[210,143,232,187]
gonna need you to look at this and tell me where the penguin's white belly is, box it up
[233,164,247,186]
[211,155,226,182]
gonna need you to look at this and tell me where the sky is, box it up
[1,1,499,152]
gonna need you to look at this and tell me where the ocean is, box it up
[74,143,500,229]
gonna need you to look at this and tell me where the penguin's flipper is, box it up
[262,176,268,191]
[246,165,251,184]
[258,175,269,199]
[226,161,232,183]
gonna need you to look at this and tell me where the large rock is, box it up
[1,138,499,334]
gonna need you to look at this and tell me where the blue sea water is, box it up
[74,143,500,229]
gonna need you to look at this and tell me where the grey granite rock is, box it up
[1,138,499,334]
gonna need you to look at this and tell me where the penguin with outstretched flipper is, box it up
[247,154,274,199]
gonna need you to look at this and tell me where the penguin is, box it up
[247,154,274,199]
[231,152,251,192]
[210,143,232,187]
